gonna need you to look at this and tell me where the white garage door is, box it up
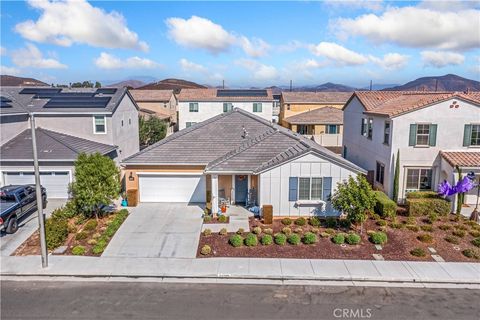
[3,171,70,198]
[139,174,206,203]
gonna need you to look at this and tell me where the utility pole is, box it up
[289,80,292,92]
[369,80,372,91]
[222,80,225,89]
[30,114,48,268]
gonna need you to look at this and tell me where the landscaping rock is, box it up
[428,247,437,254]
[372,254,385,260]
[53,246,68,254]
[432,254,445,262]
[375,244,383,251]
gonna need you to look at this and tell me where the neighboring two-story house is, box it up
[129,89,178,135]
[343,91,480,211]
[0,87,139,198]
[177,89,274,130]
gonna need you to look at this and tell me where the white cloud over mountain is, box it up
[95,52,159,69]
[421,51,465,68]
[12,43,67,69]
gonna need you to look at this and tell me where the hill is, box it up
[138,78,207,91]
[0,75,48,87]
[385,74,479,91]
[108,80,146,89]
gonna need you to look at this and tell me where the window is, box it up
[297,125,308,135]
[189,103,199,112]
[223,102,233,113]
[409,123,437,147]
[253,102,262,112]
[298,178,310,200]
[416,124,430,146]
[361,118,367,136]
[93,115,106,134]
[406,168,433,191]
[287,104,291,110]
[367,118,373,139]
[298,177,323,200]
[129,118,131,125]
[376,162,385,185]
[186,122,196,128]
[326,125,339,134]
[383,121,390,145]
[121,120,124,127]
[470,124,480,146]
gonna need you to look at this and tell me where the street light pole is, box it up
[30,113,48,268]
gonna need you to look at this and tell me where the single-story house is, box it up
[122,108,366,216]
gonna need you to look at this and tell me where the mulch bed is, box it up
[197,213,480,262]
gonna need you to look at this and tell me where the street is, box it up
[1,280,479,320]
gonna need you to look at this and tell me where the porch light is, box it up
[129,172,135,181]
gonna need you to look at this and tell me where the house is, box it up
[342,91,480,210]
[177,88,274,130]
[122,108,365,217]
[129,89,177,135]
[0,87,139,198]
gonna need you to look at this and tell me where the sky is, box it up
[1,0,479,88]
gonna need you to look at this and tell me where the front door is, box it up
[235,175,248,205]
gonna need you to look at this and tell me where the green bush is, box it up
[294,217,307,226]
[274,233,287,245]
[420,225,433,232]
[282,227,292,235]
[346,233,361,245]
[406,191,440,199]
[444,235,460,244]
[452,230,466,238]
[236,228,244,235]
[302,232,317,245]
[45,217,69,250]
[91,209,128,255]
[376,220,387,226]
[370,232,388,245]
[218,215,228,223]
[406,225,420,232]
[472,237,480,247]
[462,249,479,259]
[203,215,212,223]
[439,224,452,231]
[325,217,337,228]
[263,228,273,235]
[427,213,438,224]
[71,245,86,256]
[406,198,450,216]
[252,226,262,235]
[325,228,336,235]
[203,229,212,236]
[75,231,88,241]
[390,222,404,229]
[339,219,351,229]
[332,233,345,244]
[406,217,417,225]
[219,228,228,235]
[261,234,273,245]
[92,239,107,254]
[281,218,292,225]
[417,233,433,243]
[287,233,301,245]
[244,233,258,246]
[373,191,397,218]
[470,230,480,238]
[229,234,243,247]
[455,224,468,231]
[410,248,426,257]
[309,217,321,227]
[200,245,212,255]
[83,219,98,232]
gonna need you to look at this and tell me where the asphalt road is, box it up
[1,280,479,320]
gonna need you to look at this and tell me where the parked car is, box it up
[0,185,47,234]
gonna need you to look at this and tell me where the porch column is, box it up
[231,174,235,204]
[248,175,251,190]
[211,174,219,215]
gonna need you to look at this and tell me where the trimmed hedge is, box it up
[406,191,439,199]
[406,198,450,216]
[373,191,396,218]
[45,217,69,250]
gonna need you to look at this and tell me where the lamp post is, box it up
[30,113,48,268]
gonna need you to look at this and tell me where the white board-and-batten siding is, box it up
[259,153,359,217]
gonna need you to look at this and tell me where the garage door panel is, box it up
[139,175,206,203]
[4,171,70,199]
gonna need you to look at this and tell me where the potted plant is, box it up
[121,192,128,207]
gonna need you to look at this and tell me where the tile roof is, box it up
[440,151,480,168]
[283,106,343,125]
[123,108,366,174]
[129,89,175,102]
[177,88,274,102]
[350,91,480,117]
[0,128,117,161]
[282,91,353,104]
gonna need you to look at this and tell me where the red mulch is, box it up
[197,214,480,262]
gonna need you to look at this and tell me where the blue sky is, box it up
[1,0,479,87]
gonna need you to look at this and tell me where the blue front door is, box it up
[235,175,248,205]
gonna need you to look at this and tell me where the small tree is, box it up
[393,150,400,203]
[95,81,101,88]
[70,153,120,219]
[139,115,167,148]
[331,175,376,233]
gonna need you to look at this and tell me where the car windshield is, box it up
[0,193,16,202]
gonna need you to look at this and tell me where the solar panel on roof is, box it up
[1,96,12,102]
[217,89,268,97]
[0,102,12,108]
[43,96,111,108]
[96,88,117,95]
[19,88,61,95]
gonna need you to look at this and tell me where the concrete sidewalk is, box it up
[2,255,479,286]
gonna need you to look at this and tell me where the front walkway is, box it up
[202,205,252,232]
[102,203,203,258]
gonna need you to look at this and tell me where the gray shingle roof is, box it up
[283,106,343,125]
[0,128,117,161]
[123,108,366,174]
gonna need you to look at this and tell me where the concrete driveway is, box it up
[102,203,203,258]
[0,199,66,256]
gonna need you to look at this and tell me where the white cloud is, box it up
[11,43,67,69]
[310,42,368,66]
[0,46,6,56]
[420,51,465,68]
[334,6,480,50]
[95,52,160,69]
[324,0,384,12]
[179,58,207,73]
[0,65,21,75]
[277,40,307,53]
[369,53,409,70]
[235,59,278,81]
[15,0,148,51]
[239,37,270,58]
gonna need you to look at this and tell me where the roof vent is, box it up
[241,125,248,139]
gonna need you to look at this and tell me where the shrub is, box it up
[452,230,466,238]
[252,226,262,235]
[332,233,345,244]
[309,217,321,227]
[373,191,397,218]
[75,231,88,241]
[229,235,243,247]
[261,234,273,245]
[444,235,460,244]
[92,232,101,239]
[282,227,292,235]
[455,224,468,231]
[325,217,337,228]
[87,239,97,245]
[281,218,292,225]
[287,233,301,245]
[320,232,330,238]
[236,228,244,235]
[346,233,361,245]
[462,249,479,259]
[470,230,480,238]
[390,222,404,229]
[310,227,320,234]
[439,224,452,231]
[325,228,336,235]
[465,220,478,227]
[83,219,98,232]
[274,233,287,245]
[370,232,388,245]
[71,245,86,256]
[203,215,212,223]
[406,217,417,225]
[294,227,303,234]
[219,228,228,235]
[417,233,433,243]
[339,219,351,229]
[406,191,441,199]
[420,225,433,232]
[366,230,376,236]
[472,237,480,247]
[67,223,77,233]
[406,198,450,216]
[427,213,438,224]
[92,239,107,254]
[203,229,212,236]
[200,245,212,255]
[370,212,381,220]
[376,220,387,226]
[45,217,69,250]
[218,215,228,223]
[91,209,128,255]
[302,232,317,245]
[406,225,420,232]
[410,248,426,257]
[263,228,273,235]
[294,217,307,226]
[244,233,258,247]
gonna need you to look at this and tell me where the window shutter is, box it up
[288,177,298,201]
[409,124,417,146]
[463,124,472,147]
[322,177,332,201]
[428,124,437,146]
[361,119,365,135]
